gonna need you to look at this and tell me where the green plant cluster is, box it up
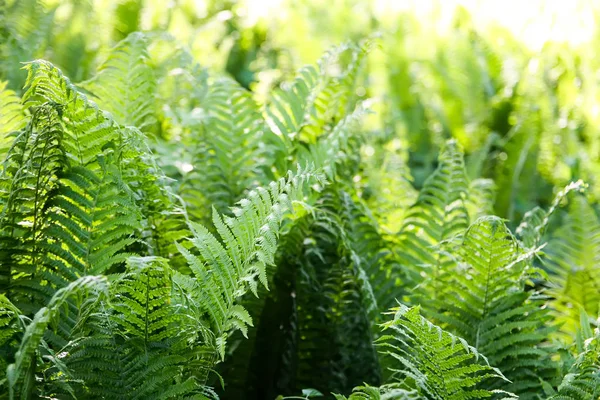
[1,1,600,399]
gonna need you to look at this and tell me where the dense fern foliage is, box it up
[2,1,600,399]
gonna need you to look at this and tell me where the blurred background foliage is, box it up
[2,0,600,228]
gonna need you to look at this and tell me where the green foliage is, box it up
[1,2,600,400]
[429,217,558,397]
[376,304,515,399]
[549,332,600,400]
[81,31,157,132]
[545,194,600,340]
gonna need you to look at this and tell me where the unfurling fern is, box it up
[376,304,515,399]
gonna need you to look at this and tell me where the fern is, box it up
[0,295,23,386]
[6,275,108,399]
[80,32,157,132]
[550,333,600,400]
[181,76,267,221]
[516,180,586,250]
[0,80,24,149]
[63,257,209,399]
[430,216,558,397]
[397,139,470,298]
[0,61,145,314]
[178,165,324,354]
[544,194,600,340]
[376,304,514,399]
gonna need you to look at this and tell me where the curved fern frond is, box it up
[6,275,108,399]
[516,180,586,249]
[179,165,325,360]
[377,304,515,399]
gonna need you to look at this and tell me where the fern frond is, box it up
[544,194,600,341]
[550,333,600,400]
[0,101,143,314]
[0,80,25,151]
[80,32,157,132]
[432,216,558,397]
[397,139,470,296]
[6,275,108,399]
[467,178,496,221]
[377,304,515,399]
[516,180,586,249]
[22,60,119,166]
[179,165,325,359]
[266,41,371,165]
[0,295,23,387]
[181,77,267,221]
[63,257,210,399]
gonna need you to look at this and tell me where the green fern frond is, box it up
[299,102,368,180]
[467,178,496,221]
[0,102,143,313]
[337,189,399,315]
[80,32,157,132]
[377,304,515,399]
[266,41,371,156]
[432,216,558,397]
[6,275,108,399]
[266,64,319,145]
[179,165,325,357]
[550,333,600,400]
[545,194,600,341]
[181,77,267,221]
[516,180,586,249]
[0,104,69,312]
[63,257,210,399]
[397,139,470,293]
[0,80,25,150]
[300,41,373,143]
[22,60,120,166]
[0,295,23,386]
